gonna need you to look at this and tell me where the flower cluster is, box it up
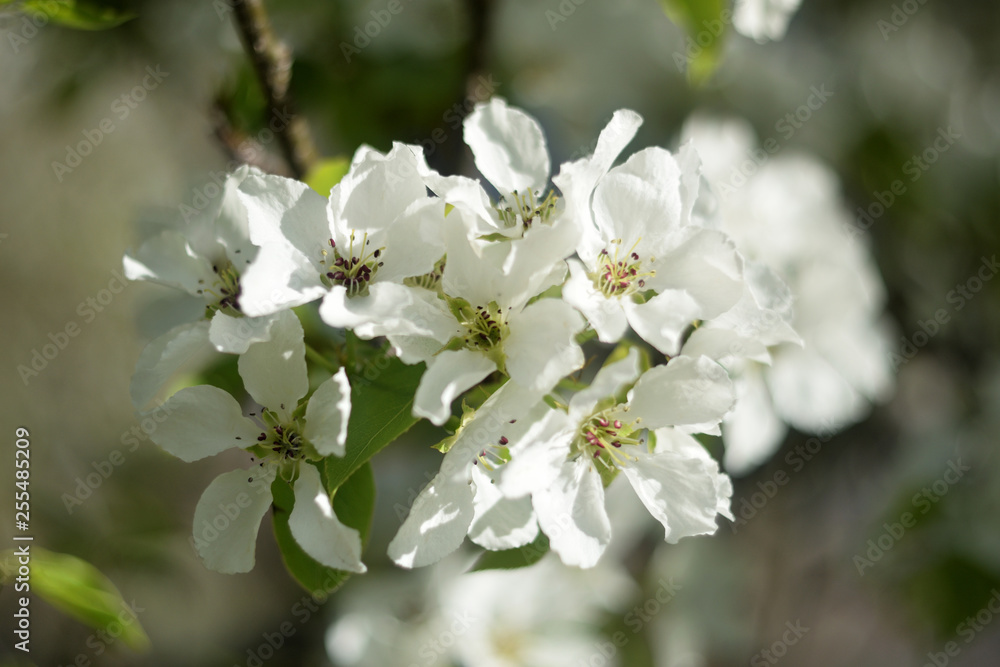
[124,97,889,578]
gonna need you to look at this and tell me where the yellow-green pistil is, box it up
[198,260,242,317]
[577,410,643,470]
[319,231,385,297]
[495,189,559,230]
[594,238,656,298]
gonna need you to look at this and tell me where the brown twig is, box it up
[229,0,317,179]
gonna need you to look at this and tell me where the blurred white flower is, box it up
[733,0,803,43]
[682,114,894,473]
[327,553,636,667]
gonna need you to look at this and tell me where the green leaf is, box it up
[304,157,351,196]
[20,0,135,30]
[271,462,375,595]
[659,0,728,84]
[1,548,149,651]
[324,355,425,492]
[471,533,550,572]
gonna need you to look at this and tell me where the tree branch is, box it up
[230,0,317,179]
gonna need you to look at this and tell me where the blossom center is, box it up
[458,301,510,353]
[495,189,559,232]
[319,231,384,297]
[576,409,643,470]
[197,261,242,316]
[593,238,655,298]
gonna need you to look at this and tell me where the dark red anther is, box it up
[631,252,639,260]
[373,248,381,258]
[499,436,509,445]
[613,420,622,429]
[329,239,336,248]
[257,433,267,441]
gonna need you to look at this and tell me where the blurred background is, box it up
[1,0,999,665]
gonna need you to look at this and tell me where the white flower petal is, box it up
[623,289,701,356]
[623,429,732,543]
[468,464,539,551]
[237,171,330,316]
[767,345,867,432]
[505,299,585,393]
[534,458,610,569]
[681,326,772,366]
[150,385,261,462]
[464,97,549,196]
[627,356,735,430]
[303,368,352,458]
[208,311,280,354]
[424,173,497,236]
[569,348,642,418]
[375,198,446,283]
[123,230,215,296]
[130,320,215,411]
[562,260,629,344]
[592,172,680,249]
[722,365,788,474]
[289,465,366,573]
[192,468,274,574]
[499,409,576,499]
[320,282,455,341]
[388,470,475,568]
[238,309,308,418]
[649,229,743,318]
[734,0,802,42]
[413,349,497,426]
[553,109,643,259]
[330,142,429,232]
